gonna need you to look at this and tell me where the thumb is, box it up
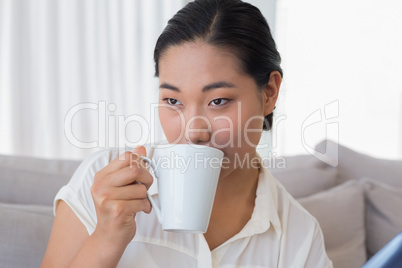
[133,145,147,157]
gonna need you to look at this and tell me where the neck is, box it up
[215,151,261,202]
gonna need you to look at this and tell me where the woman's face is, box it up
[158,41,274,174]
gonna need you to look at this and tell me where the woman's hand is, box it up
[41,146,153,268]
[90,146,153,254]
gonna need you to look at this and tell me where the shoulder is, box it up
[82,143,156,169]
[269,170,320,237]
[68,143,157,188]
[261,166,333,267]
[258,163,319,232]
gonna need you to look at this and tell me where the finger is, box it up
[129,146,149,169]
[108,183,149,200]
[104,199,152,218]
[100,151,136,175]
[102,146,148,175]
[109,165,154,188]
[123,198,152,215]
[133,145,147,157]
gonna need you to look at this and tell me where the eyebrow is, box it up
[159,81,236,92]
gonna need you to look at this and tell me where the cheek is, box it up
[159,108,184,142]
[210,110,239,147]
[210,108,263,149]
[240,111,264,148]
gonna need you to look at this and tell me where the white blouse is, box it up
[54,144,333,268]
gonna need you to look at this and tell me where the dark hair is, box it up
[154,0,282,131]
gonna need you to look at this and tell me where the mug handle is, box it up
[140,156,162,223]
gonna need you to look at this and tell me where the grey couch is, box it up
[1,140,401,268]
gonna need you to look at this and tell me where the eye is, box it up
[162,98,181,105]
[209,98,230,106]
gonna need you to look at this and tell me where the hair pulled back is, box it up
[154,0,282,130]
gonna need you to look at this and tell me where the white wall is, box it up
[274,0,402,159]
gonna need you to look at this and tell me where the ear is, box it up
[262,71,281,116]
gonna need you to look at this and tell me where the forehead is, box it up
[158,41,245,82]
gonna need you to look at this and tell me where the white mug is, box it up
[141,144,224,233]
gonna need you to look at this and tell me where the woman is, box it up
[42,0,333,267]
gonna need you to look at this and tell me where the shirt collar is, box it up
[250,152,282,237]
[219,152,282,245]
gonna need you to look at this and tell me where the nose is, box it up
[184,114,211,145]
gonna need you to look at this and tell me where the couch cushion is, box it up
[272,167,337,198]
[0,202,53,268]
[315,140,402,187]
[0,154,81,206]
[267,154,329,173]
[298,180,366,268]
[360,178,402,258]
